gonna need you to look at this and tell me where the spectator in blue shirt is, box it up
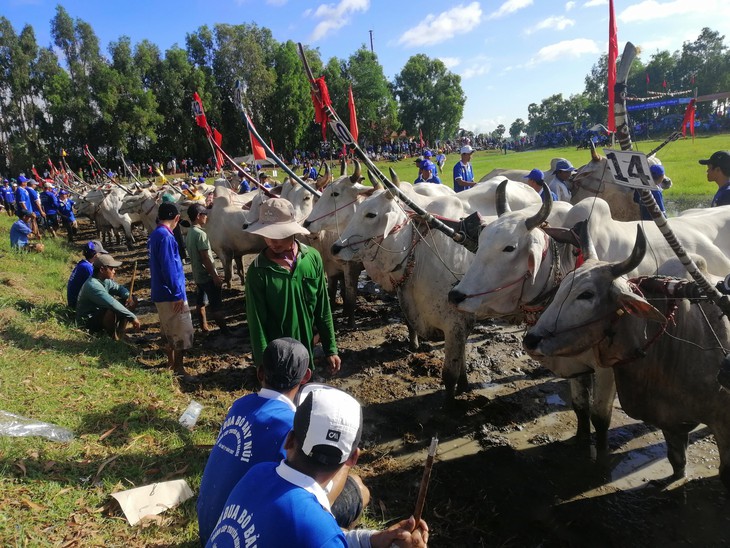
[523,168,558,201]
[414,161,442,184]
[10,209,42,252]
[58,190,78,241]
[633,164,669,220]
[453,145,475,192]
[148,202,194,378]
[67,240,107,309]
[700,150,730,207]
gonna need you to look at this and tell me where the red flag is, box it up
[310,77,331,139]
[212,128,224,170]
[607,0,618,132]
[347,85,359,144]
[192,92,212,137]
[32,166,41,180]
[646,73,650,85]
[270,138,275,153]
[680,99,696,138]
[419,128,425,148]
[662,79,667,89]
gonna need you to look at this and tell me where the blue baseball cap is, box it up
[524,168,544,182]
[553,160,575,173]
[649,164,665,179]
[198,176,205,183]
[420,160,434,170]
[423,150,433,157]
[18,175,28,183]
[59,189,69,195]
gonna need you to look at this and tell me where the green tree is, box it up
[491,124,506,141]
[509,118,526,139]
[393,54,465,144]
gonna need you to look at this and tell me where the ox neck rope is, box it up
[306,196,360,226]
[143,196,158,216]
[520,230,563,325]
[389,221,425,290]
[345,213,412,257]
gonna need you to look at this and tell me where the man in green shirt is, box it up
[76,254,140,340]
[244,198,340,376]
[185,203,227,333]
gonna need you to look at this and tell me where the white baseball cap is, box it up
[460,145,474,154]
[294,389,362,465]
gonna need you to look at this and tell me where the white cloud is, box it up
[638,38,674,53]
[439,57,462,69]
[307,0,370,42]
[488,0,533,20]
[523,16,575,35]
[565,1,576,10]
[460,55,491,79]
[526,38,599,65]
[397,2,483,47]
[584,0,607,6]
[618,0,729,23]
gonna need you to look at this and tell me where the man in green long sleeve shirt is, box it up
[76,253,140,340]
[244,198,340,375]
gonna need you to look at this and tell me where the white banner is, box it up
[602,148,658,190]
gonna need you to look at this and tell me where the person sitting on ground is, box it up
[75,253,140,340]
[67,240,107,309]
[197,338,315,543]
[414,161,442,184]
[205,387,428,548]
[633,164,669,220]
[523,168,558,201]
[550,160,574,202]
[700,150,730,207]
[185,203,227,333]
[9,208,43,252]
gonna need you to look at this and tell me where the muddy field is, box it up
[102,221,730,547]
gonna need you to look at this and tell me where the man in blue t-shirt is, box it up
[197,338,313,544]
[206,389,429,548]
[67,240,107,308]
[700,150,730,207]
[148,202,194,377]
[10,209,41,252]
[414,161,442,184]
[452,145,475,192]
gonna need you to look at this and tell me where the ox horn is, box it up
[388,167,402,189]
[340,158,346,177]
[589,139,600,162]
[609,226,646,279]
[350,159,361,184]
[524,182,552,231]
[367,170,382,190]
[495,179,511,217]
[317,162,331,189]
[576,220,598,261]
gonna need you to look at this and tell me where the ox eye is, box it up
[577,291,594,300]
[365,212,376,219]
[332,192,340,197]
[503,245,516,252]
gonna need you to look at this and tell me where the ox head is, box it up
[330,188,406,262]
[448,180,553,315]
[523,222,664,360]
[303,160,377,233]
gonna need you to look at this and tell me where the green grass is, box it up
[0,222,230,547]
[368,133,728,199]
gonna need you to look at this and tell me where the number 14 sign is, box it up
[602,149,658,190]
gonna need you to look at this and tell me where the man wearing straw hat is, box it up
[244,197,340,376]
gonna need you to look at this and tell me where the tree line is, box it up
[0,6,466,175]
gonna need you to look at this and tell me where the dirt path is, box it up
[98,222,730,547]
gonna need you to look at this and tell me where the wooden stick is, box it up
[128,260,138,298]
[413,436,438,527]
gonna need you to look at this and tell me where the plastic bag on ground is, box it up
[0,410,74,442]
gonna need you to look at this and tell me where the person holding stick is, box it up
[206,388,429,548]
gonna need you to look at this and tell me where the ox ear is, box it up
[611,284,666,324]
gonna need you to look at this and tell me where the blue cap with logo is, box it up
[649,164,665,179]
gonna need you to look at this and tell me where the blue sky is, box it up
[4,0,729,134]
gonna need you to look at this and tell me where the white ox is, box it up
[75,186,140,249]
[449,191,730,451]
[206,179,266,286]
[331,182,475,397]
[524,227,730,490]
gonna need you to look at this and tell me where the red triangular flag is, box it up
[32,166,41,180]
[192,92,212,137]
[212,128,224,170]
[248,131,267,161]
[310,77,331,140]
[607,0,618,132]
[347,85,359,144]
[680,99,696,137]
[270,138,275,154]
